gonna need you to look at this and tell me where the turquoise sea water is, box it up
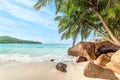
[0,44,75,62]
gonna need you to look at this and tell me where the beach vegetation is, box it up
[0,36,41,44]
[34,0,120,46]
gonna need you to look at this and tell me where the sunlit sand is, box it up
[0,61,107,80]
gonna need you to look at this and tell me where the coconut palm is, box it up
[55,14,92,46]
[34,0,120,46]
[35,0,92,46]
[54,1,92,46]
[87,0,120,45]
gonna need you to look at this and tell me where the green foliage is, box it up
[34,0,120,45]
[34,0,54,10]
[0,36,41,44]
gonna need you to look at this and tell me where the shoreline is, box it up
[0,61,107,80]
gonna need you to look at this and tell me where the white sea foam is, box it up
[0,54,76,62]
[0,44,74,62]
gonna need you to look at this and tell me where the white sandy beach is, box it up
[0,61,108,80]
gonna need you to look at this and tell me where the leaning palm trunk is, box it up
[72,25,81,47]
[85,23,115,45]
[96,12,120,46]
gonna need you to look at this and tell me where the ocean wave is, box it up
[0,54,76,62]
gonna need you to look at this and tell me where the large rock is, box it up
[56,63,67,72]
[106,50,120,74]
[111,50,120,63]
[96,54,110,66]
[95,41,113,57]
[107,62,120,74]
[68,41,119,60]
[76,56,87,63]
[106,52,114,57]
[84,62,118,80]
[68,42,96,60]
[98,45,120,53]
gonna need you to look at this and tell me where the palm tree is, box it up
[34,0,120,46]
[35,0,92,46]
[67,0,120,45]
[88,0,120,45]
[55,1,93,46]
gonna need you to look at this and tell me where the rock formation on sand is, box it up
[68,40,120,79]
[97,45,120,56]
[111,50,120,63]
[76,56,87,63]
[94,41,113,56]
[56,63,67,72]
[107,62,120,74]
[68,42,96,60]
[106,50,120,74]
[68,41,120,62]
[84,62,119,80]
[96,54,110,66]
[50,59,54,61]
[106,52,114,57]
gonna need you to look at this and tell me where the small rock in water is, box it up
[56,63,67,72]
[50,59,54,61]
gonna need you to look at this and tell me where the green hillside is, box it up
[0,36,41,44]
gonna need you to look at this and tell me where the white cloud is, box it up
[0,16,18,25]
[12,0,55,16]
[0,0,57,30]
[12,0,36,7]
[0,0,72,44]
[0,16,30,27]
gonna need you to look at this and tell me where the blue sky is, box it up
[0,0,94,44]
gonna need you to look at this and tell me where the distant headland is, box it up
[0,36,41,44]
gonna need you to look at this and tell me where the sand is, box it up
[0,61,111,80]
